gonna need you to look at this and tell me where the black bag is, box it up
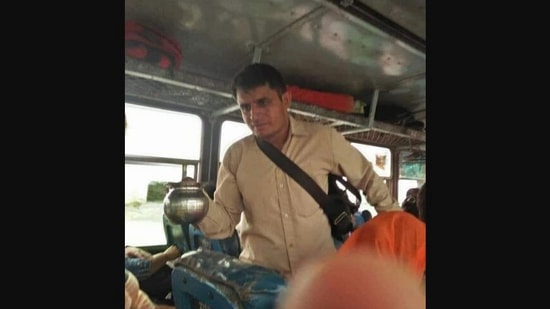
[324,174,361,237]
[256,138,362,240]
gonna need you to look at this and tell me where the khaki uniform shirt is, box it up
[196,116,400,277]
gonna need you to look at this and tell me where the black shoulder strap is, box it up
[255,138,329,206]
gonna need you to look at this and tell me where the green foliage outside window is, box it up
[399,162,425,180]
[146,181,169,202]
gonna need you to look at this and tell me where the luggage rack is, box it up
[125,59,425,148]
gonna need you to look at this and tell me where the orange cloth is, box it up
[338,211,426,282]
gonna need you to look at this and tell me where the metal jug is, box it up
[164,184,209,224]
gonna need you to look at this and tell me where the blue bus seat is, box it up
[188,224,241,258]
[163,214,241,257]
[163,214,191,253]
[171,250,287,309]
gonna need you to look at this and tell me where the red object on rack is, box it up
[125,21,182,70]
[287,85,354,113]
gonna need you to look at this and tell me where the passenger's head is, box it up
[417,182,426,222]
[361,209,372,222]
[338,211,426,283]
[405,188,419,201]
[402,199,419,218]
[232,63,292,141]
[402,187,420,218]
[276,250,425,309]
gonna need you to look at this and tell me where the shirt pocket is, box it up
[295,198,321,217]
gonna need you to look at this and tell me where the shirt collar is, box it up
[289,116,310,137]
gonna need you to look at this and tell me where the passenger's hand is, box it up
[125,246,152,259]
[163,245,182,260]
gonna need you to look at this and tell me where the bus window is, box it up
[350,143,392,178]
[125,163,182,246]
[125,103,203,246]
[350,143,392,217]
[397,150,425,205]
[125,103,202,159]
[219,120,251,163]
[397,179,421,204]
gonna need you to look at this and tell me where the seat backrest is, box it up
[163,214,241,257]
[188,224,241,258]
[163,214,191,252]
[172,250,286,309]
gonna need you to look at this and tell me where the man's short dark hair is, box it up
[231,63,287,99]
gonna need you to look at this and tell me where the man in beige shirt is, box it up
[194,63,401,278]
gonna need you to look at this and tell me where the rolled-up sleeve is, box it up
[195,143,244,239]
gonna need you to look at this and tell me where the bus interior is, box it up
[125,0,425,308]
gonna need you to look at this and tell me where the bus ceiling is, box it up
[125,0,426,149]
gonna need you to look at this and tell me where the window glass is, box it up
[399,162,426,180]
[398,150,425,205]
[125,103,202,160]
[125,103,202,246]
[125,163,182,246]
[348,143,392,217]
[125,163,182,204]
[351,143,392,178]
[397,179,423,205]
[219,120,251,162]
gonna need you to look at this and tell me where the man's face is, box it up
[236,84,291,140]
